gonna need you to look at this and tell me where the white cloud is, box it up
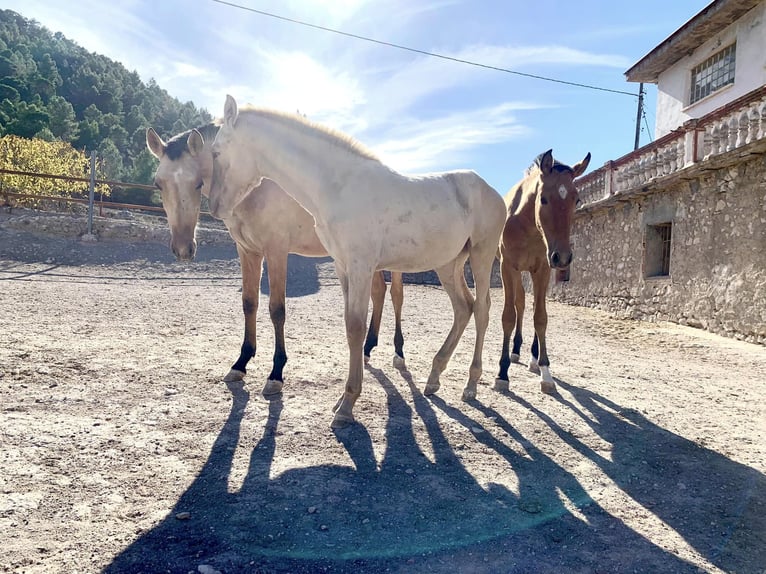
[455,44,633,69]
[11,0,159,74]
[170,62,210,79]
[369,102,541,173]
[253,49,366,117]
[284,0,373,24]
[359,42,632,125]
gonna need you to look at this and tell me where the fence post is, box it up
[84,151,97,241]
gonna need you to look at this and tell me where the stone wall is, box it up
[0,208,233,246]
[0,207,503,287]
[550,153,766,344]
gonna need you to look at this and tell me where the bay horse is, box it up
[495,149,590,394]
[146,125,406,397]
[208,95,506,428]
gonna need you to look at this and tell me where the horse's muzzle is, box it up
[172,239,197,261]
[549,250,573,269]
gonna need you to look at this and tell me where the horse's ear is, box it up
[224,94,238,128]
[539,149,554,174]
[187,129,204,157]
[571,152,591,178]
[146,127,166,158]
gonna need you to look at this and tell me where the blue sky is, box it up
[6,0,709,192]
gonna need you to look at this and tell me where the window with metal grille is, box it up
[645,222,672,278]
[690,43,736,104]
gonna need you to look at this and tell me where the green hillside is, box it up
[0,9,211,189]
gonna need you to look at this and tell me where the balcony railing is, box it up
[576,85,766,207]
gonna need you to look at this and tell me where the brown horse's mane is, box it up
[508,152,577,213]
[524,152,575,178]
[237,106,381,163]
[165,121,221,160]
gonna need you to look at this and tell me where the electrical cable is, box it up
[210,0,639,97]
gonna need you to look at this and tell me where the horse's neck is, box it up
[508,180,537,222]
[194,123,219,201]
[199,144,215,200]
[248,115,361,220]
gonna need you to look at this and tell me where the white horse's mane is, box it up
[237,106,381,163]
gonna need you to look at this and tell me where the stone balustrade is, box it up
[576,85,766,207]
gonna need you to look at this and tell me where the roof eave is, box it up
[624,0,761,83]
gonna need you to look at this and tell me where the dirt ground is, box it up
[1,216,765,574]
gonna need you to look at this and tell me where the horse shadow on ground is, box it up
[260,254,327,298]
[104,369,720,574]
[516,377,764,574]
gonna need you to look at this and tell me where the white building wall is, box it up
[655,2,766,137]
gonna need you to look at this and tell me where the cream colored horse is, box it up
[495,149,590,394]
[147,126,406,397]
[208,95,506,428]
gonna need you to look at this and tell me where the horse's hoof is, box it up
[528,362,541,375]
[423,381,440,396]
[510,353,521,363]
[541,380,556,394]
[393,354,407,370]
[493,378,509,392]
[223,369,245,382]
[262,379,283,396]
[461,387,477,401]
[331,410,355,429]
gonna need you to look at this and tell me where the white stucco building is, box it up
[626,0,765,137]
[557,0,766,344]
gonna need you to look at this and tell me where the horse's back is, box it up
[449,170,506,244]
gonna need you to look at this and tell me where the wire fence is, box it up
[0,164,165,217]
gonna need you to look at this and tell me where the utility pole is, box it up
[634,82,644,150]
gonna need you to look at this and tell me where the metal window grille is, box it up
[645,222,672,278]
[657,223,672,276]
[690,43,736,105]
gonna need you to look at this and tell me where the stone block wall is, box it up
[550,154,766,344]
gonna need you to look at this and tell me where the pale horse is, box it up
[208,95,507,428]
[146,124,406,397]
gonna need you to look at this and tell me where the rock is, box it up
[175,512,191,520]
[518,499,543,514]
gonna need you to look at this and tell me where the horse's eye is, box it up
[212,151,220,159]
[195,181,204,191]
[540,196,548,205]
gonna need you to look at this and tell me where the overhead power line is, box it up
[642,109,654,143]
[210,0,639,97]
